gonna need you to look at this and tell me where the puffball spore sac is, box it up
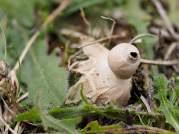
[108,43,140,79]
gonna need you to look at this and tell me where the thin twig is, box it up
[60,29,122,48]
[60,28,122,48]
[17,92,29,103]
[130,33,157,44]
[149,27,170,38]
[80,8,91,28]
[61,28,178,67]
[14,122,23,134]
[0,25,7,61]
[101,16,116,44]
[150,0,179,40]
[13,31,40,72]
[80,35,121,48]
[12,0,70,73]
[140,95,152,113]
[1,97,14,115]
[127,125,175,134]
[141,58,179,66]
[164,42,178,60]
[0,115,17,134]
[60,28,89,40]
[83,124,175,134]
[61,29,158,50]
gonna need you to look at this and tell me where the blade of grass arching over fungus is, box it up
[155,75,179,132]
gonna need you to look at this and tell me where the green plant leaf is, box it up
[16,107,41,122]
[41,113,80,134]
[155,75,179,132]
[16,107,81,133]
[64,0,107,16]
[121,0,150,33]
[20,40,68,108]
[0,0,49,27]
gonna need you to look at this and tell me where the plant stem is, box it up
[82,124,175,134]
[50,104,164,121]
[150,0,179,40]
[141,59,179,66]
[12,0,70,73]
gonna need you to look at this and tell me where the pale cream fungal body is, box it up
[66,42,140,106]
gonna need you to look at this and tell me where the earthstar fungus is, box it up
[65,42,140,106]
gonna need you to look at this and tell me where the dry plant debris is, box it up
[0,60,20,133]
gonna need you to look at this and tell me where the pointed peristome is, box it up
[108,43,140,79]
